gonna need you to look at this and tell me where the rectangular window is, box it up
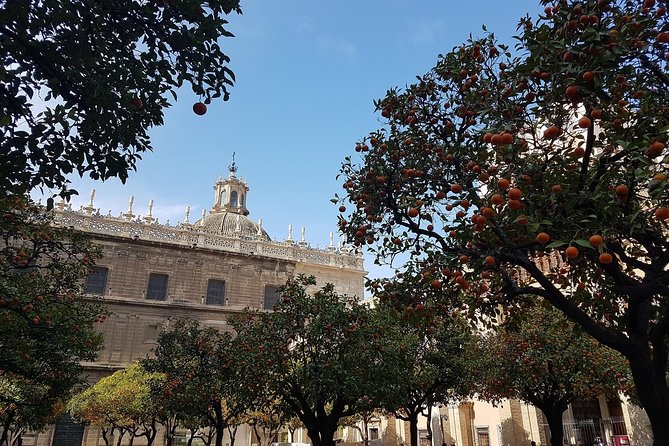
[84,266,108,295]
[145,324,159,343]
[146,273,169,300]
[476,427,490,446]
[206,279,226,306]
[263,285,281,310]
[369,428,379,441]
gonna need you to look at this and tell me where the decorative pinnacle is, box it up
[228,152,238,177]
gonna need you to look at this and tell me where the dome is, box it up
[194,212,271,241]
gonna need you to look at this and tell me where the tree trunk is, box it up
[227,424,238,446]
[304,421,337,446]
[628,348,669,446]
[409,414,419,446]
[101,428,112,446]
[212,401,226,446]
[541,406,566,446]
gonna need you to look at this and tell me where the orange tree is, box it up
[229,276,399,446]
[474,303,630,446]
[142,319,244,446]
[67,363,166,446]
[0,196,104,445]
[337,0,669,442]
[369,300,472,446]
[0,0,241,200]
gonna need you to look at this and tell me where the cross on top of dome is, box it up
[228,152,238,177]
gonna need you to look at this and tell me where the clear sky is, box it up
[57,0,543,286]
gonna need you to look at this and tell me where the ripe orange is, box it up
[565,85,579,98]
[459,255,470,264]
[508,199,522,210]
[193,102,207,116]
[551,184,562,193]
[491,194,504,205]
[543,125,561,139]
[655,207,669,220]
[451,184,463,194]
[431,280,442,290]
[536,232,551,244]
[591,109,602,120]
[131,96,143,110]
[436,191,446,200]
[483,133,493,143]
[646,141,665,157]
[615,184,629,196]
[484,256,496,266]
[589,234,603,247]
[508,188,522,200]
[500,133,514,145]
[565,246,579,259]
[599,253,613,264]
[498,178,510,190]
[408,208,419,218]
[338,206,346,213]
[582,71,594,82]
[578,116,592,128]
[652,174,666,182]
[491,134,502,145]
[573,147,586,158]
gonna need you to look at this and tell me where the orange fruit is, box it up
[508,188,522,200]
[543,125,562,139]
[565,246,579,259]
[589,235,603,247]
[655,207,669,220]
[484,256,496,266]
[615,184,629,196]
[491,194,504,205]
[498,178,510,190]
[578,116,592,128]
[459,255,470,264]
[451,184,463,194]
[536,232,551,244]
[408,208,419,218]
[599,253,613,264]
[500,133,514,145]
[646,141,665,157]
[551,184,562,193]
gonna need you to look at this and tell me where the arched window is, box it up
[219,189,227,206]
[240,194,245,207]
[230,191,238,208]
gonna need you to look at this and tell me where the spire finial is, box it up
[123,195,135,220]
[144,199,155,224]
[83,189,96,214]
[229,152,238,177]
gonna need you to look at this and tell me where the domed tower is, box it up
[211,154,249,215]
[195,155,271,241]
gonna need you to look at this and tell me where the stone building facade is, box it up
[19,162,650,446]
[26,163,365,446]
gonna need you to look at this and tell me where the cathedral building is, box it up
[21,161,649,446]
[36,161,365,446]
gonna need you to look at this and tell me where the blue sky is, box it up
[59,0,542,285]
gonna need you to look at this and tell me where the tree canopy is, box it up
[142,319,241,446]
[229,276,393,446]
[475,303,631,446]
[0,196,104,445]
[0,0,241,199]
[337,0,668,443]
[67,363,165,446]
